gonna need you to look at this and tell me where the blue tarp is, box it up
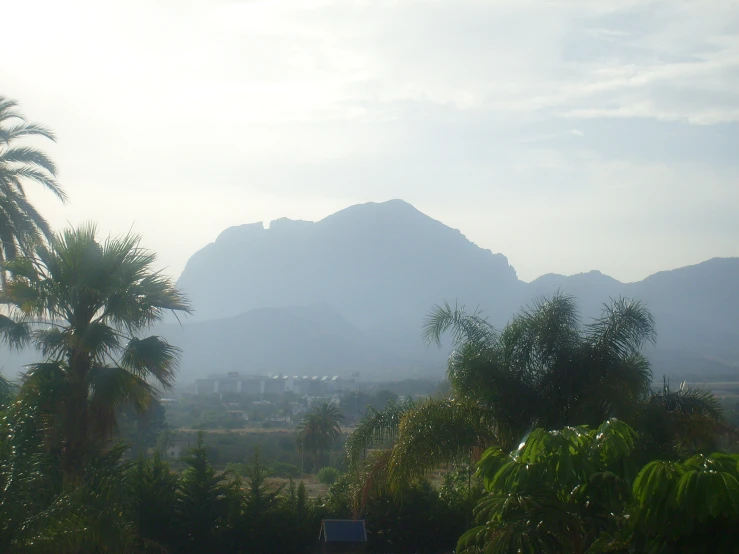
[321,520,367,543]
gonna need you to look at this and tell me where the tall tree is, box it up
[347,294,723,487]
[176,432,226,553]
[0,96,65,270]
[637,377,727,460]
[131,451,179,549]
[0,224,190,483]
[297,402,343,469]
[242,451,284,551]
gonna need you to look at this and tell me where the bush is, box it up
[316,466,340,485]
[269,462,301,478]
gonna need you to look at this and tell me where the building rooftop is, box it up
[320,520,367,543]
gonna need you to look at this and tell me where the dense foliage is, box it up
[347,296,726,489]
[459,418,638,553]
[458,419,739,554]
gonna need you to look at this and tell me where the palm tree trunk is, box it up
[63,350,91,485]
[63,387,89,485]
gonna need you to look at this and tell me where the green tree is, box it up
[0,372,63,551]
[281,479,317,551]
[629,451,739,552]
[364,478,475,554]
[297,402,343,469]
[347,295,722,485]
[1,439,140,553]
[458,419,637,554]
[636,377,727,461]
[243,451,284,551]
[0,224,190,483]
[317,466,340,485]
[176,432,226,553]
[0,96,66,270]
[131,451,179,549]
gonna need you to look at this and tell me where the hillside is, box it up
[157,303,427,381]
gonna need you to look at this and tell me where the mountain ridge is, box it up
[171,199,738,380]
[1,200,736,381]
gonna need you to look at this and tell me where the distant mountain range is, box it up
[2,200,737,381]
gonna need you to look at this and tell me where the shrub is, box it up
[316,466,340,486]
[269,462,301,478]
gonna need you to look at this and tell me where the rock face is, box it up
[178,199,519,323]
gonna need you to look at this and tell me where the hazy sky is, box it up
[4,0,738,282]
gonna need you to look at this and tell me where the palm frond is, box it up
[0,146,57,177]
[0,95,64,266]
[586,297,656,361]
[0,313,31,349]
[422,301,497,348]
[32,327,70,359]
[389,399,497,484]
[0,121,56,143]
[346,399,414,471]
[87,366,155,440]
[120,336,180,390]
[506,293,581,377]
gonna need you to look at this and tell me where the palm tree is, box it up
[349,295,726,499]
[0,224,190,483]
[0,96,66,270]
[637,377,727,460]
[348,294,657,484]
[297,402,343,469]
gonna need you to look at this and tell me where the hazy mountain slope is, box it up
[157,303,428,381]
[177,199,521,359]
[526,270,624,319]
[525,258,739,376]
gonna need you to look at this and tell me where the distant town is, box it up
[193,372,359,396]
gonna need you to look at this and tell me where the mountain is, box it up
[173,200,738,381]
[1,200,736,381]
[177,199,521,362]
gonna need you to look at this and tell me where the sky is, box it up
[3,0,738,283]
